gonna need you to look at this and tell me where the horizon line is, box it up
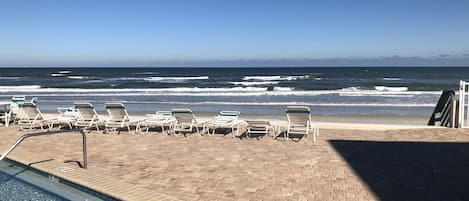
[1,65,469,68]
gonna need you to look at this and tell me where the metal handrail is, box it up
[0,130,87,169]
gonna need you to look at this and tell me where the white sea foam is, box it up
[106,77,145,81]
[134,72,159,75]
[0,85,441,99]
[67,76,88,79]
[118,101,435,107]
[0,76,20,80]
[242,75,310,81]
[273,87,294,91]
[12,98,434,108]
[144,76,209,82]
[0,86,267,93]
[229,81,279,86]
[382,77,402,81]
[0,85,41,90]
[50,73,67,77]
[92,76,209,83]
[374,86,408,92]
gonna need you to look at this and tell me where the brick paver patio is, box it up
[1,126,468,200]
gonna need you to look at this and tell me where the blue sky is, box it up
[1,0,469,67]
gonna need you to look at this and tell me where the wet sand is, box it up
[41,109,429,126]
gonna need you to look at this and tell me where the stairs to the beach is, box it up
[428,90,457,127]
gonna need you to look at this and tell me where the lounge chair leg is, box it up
[196,126,201,136]
[233,126,236,138]
[202,125,206,135]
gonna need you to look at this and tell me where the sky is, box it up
[1,0,469,67]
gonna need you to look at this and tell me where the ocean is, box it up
[0,67,466,116]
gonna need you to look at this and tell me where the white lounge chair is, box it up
[285,106,319,143]
[49,107,80,130]
[136,111,176,134]
[104,102,133,134]
[171,109,204,136]
[204,111,245,138]
[74,102,101,132]
[16,102,52,131]
[245,120,274,139]
[0,103,11,127]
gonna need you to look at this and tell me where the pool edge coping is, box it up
[0,143,181,201]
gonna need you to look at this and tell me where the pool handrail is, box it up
[0,129,88,169]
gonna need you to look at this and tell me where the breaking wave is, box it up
[0,85,440,98]
[242,75,311,81]
[144,76,209,82]
[229,81,279,86]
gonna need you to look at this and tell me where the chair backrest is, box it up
[215,111,240,123]
[105,102,129,121]
[152,111,173,120]
[285,106,311,125]
[0,104,10,114]
[246,120,270,127]
[218,111,240,117]
[172,109,195,123]
[74,102,99,121]
[156,111,172,116]
[18,102,43,120]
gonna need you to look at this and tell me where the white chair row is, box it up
[12,102,319,143]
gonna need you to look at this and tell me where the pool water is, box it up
[0,160,116,201]
[0,171,67,201]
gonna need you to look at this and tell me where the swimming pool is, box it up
[0,159,117,201]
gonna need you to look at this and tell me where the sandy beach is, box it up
[1,120,468,200]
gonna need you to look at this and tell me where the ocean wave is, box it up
[144,76,209,83]
[273,87,294,91]
[101,77,143,81]
[108,100,435,107]
[242,75,310,81]
[340,86,409,92]
[382,77,402,81]
[68,76,89,79]
[0,76,21,80]
[0,85,41,90]
[374,86,408,92]
[9,98,434,107]
[87,76,209,83]
[0,86,267,93]
[0,85,441,98]
[229,81,279,86]
[336,86,420,97]
[58,70,72,74]
[133,72,159,75]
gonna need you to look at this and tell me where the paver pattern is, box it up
[1,126,468,201]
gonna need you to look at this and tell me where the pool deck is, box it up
[0,131,180,201]
[1,123,469,201]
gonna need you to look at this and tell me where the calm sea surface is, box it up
[0,67,467,116]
